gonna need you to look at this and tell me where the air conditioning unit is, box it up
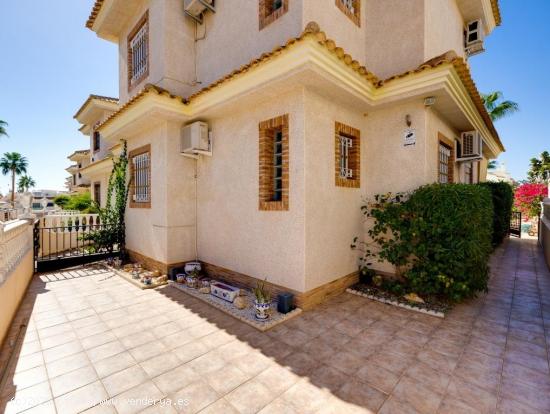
[184,0,215,23]
[457,131,483,161]
[464,19,485,57]
[181,121,211,155]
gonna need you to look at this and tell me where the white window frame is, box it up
[339,134,353,179]
[132,152,150,203]
[129,22,148,86]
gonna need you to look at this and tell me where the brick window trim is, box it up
[127,11,149,92]
[438,133,455,184]
[259,114,289,211]
[335,0,361,27]
[335,122,360,188]
[129,144,151,209]
[259,0,289,30]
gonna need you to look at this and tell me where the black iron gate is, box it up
[34,217,119,272]
[510,211,522,238]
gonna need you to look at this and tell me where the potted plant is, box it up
[253,279,271,320]
[186,268,200,289]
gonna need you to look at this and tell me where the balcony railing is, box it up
[0,219,33,286]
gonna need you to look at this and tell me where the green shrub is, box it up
[355,184,494,302]
[479,181,514,247]
[54,192,95,212]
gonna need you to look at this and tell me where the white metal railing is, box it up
[0,220,33,286]
[39,213,100,230]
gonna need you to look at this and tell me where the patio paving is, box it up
[0,237,549,413]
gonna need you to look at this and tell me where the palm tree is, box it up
[0,152,28,205]
[488,160,498,170]
[0,120,8,138]
[481,92,519,122]
[528,151,550,183]
[17,175,36,193]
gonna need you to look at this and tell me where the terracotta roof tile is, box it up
[378,50,503,151]
[74,94,119,119]
[86,0,105,29]
[96,22,502,151]
[491,0,502,26]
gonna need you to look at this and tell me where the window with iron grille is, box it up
[259,0,289,30]
[335,122,360,188]
[130,145,151,208]
[438,142,452,184]
[259,115,289,210]
[128,12,149,89]
[94,183,101,206]
[336,0,360,26]
[93,131,100,152]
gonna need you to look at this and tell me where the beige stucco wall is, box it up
[196,89,307,292]
[364,0,425,79]
[0,232,34,347]
[124,121,197,266]
[425,0,465,60]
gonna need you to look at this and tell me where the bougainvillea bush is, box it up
[514,183,548,220]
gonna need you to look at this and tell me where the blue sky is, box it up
[0,1,548,193]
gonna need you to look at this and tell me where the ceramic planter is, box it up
[210,282,239,302]
[186,276,198,289]
[184,261,202,274]
[254,300,270,320]
[176,274,186,284]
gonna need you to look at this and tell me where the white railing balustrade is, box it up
[37,214,100,257]
[0,220,33,286]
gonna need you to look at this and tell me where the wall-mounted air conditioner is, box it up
[184,0,215,23]
[181,121,212,157]
[457,131,483,161]
[464,19,485,57]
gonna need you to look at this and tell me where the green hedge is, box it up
[479,182,514,247]
[362,184,494,302]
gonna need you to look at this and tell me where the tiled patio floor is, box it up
[1,238,549,413]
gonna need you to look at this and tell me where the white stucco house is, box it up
[70,0,504,309]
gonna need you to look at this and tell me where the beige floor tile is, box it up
[187,352,228,376]
[4,365,48,393]
[86,340,125,363]
[379,396,422,414]
[13,351,43,373]
[281,351,318,376]
[203,365,251,395]
[45,351,90,378]
[226,378,276,414]
[81,331,118,350]
[111,381,165,414]
[497,397,548,414]
[438,395,481,414]
[172,340,210,363]
[392,376,442,414]
[281,379,331,414]
[102,365,149,397]
[1,381,52,413]
[356,361,400,394]
[152,364,201,395]
[368,350,413,375]
[43,339,83,364]
[446,377,498,414]
[256,364,301,396]
[168,380,220,414]
[403,361,450,395]
[129,341,167,362]
[50,365,98,397]
[93,351,137,378]
[336,379,387,413]
[140,353,183,378]
[326,351,365,375]
[257,397,299,414]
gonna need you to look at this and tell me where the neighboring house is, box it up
[65,150,92,194]
[77,0,504,309]
[486,161,514,184]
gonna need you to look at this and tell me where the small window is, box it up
[73,175,76,185]
[438,142,452,184]
[93,182,101,206]
[127,12,149,89]
[335,122,360,188]
[93,131,101,152]
[130,145,151,208]
[259,115,289,210]
[335,0,360,26]
[464,162,473,184]
[259,0,289,30]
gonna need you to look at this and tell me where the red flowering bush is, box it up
[514,183,548,220]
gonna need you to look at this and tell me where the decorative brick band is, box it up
[259,0,289,30]
[259,114,289,211]
[438,132,455,184]
[335,0,360,27]
[126,249,186,275]
[335,121,360,188]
